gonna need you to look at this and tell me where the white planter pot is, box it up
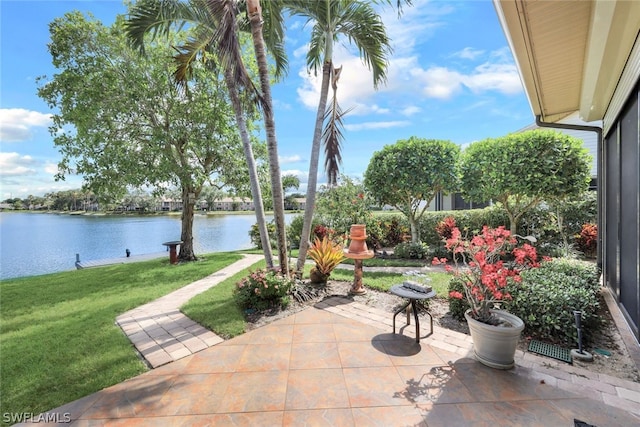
[465,309,524,369]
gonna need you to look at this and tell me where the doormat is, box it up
[528,340,572,364]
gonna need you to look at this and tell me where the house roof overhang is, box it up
[493,0,640,124]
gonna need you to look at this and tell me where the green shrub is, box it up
[249,220,277,249]
[506,258,601,345]
[233,268,294,311]
[376,215,409,247]
[394,241,428,259]
[286,215,310,249]
[448,277,469,320]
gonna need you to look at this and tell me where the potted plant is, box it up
[433,225,540,369]
[307,236,346,284]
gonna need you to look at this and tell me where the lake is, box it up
[0,212,293,280]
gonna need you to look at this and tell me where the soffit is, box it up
[494,0,640,123]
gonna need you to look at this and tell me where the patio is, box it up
[34,297,640,426]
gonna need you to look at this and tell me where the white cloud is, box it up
[345,121,410,131]
[451,47,485,60]
[463,63,523,95]
[279,154,302,164]
[379,0,453,56]
[401,106,422,116]
[411,66,464,99]
[296,45,396,112]
[0,108,52,142]
[0,152,37,176]
[44,162,59,175]
[282,168,309,185]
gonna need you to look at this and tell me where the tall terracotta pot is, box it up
[465,309,524,369]
[348,224,368,254]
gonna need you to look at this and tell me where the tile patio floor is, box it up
[28,298,640,426]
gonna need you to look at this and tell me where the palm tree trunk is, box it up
[296,60,332,274]
[247,0,289,275]
[224,70,273,267]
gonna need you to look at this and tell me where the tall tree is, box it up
[38,12,256,260]
[289,0,393,274]
[460,129,592,235]
[364,137,460,243]
[246,0,290,274]
[127,0,290,274]
[125,0,278,266]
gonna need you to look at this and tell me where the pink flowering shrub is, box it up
[234,268,294,311]
[433,226,541,325]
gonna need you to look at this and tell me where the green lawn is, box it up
[0,253,242,421]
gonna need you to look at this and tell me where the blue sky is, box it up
[0,0,535,200]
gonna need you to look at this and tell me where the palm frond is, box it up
[205,0,261,101]
[335,1,392,88]
[260,0,288,80]
[322,66,352,186]
[125,0,197,54]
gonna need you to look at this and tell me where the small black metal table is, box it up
[390,284,436,343]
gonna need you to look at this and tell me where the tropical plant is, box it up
[364,137,460,243]
[460,129,592,235]
[234,267,294,310]
[125,0,276,265]
[307,236,346,283]
[575,223,598,258]
[434,226,541,325]
[293,0,393,275]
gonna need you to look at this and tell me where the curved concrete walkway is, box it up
[115,254,264,368]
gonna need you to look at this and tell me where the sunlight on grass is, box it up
[0,253,241,420]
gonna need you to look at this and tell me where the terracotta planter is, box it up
[465,309,524,369]
[348,224,369,254]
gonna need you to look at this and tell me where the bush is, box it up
[394,241,428,259]
[233,268,294,311]
[376,215,409,247]
[448,277,469,320]
[249,221,277,249]
[575,223,597,258]
[506,258,601,345]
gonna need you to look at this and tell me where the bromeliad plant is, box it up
[433,226,540,325]
[307,236,346,283]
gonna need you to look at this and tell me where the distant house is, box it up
[210,197,254,211]
[285,197,306,211]
[158,198,183,212]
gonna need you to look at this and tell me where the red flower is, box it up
[444,226,540,324]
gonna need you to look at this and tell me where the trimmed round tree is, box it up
[460,129,592,235]
[364,137,460,243]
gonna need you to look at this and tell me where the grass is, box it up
[331,266,451,296]
[182,260,267,338]
[0,253,242,420]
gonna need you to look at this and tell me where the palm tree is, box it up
[289,0,393,274]
[245,0,290,275]
[125,0,288,268]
